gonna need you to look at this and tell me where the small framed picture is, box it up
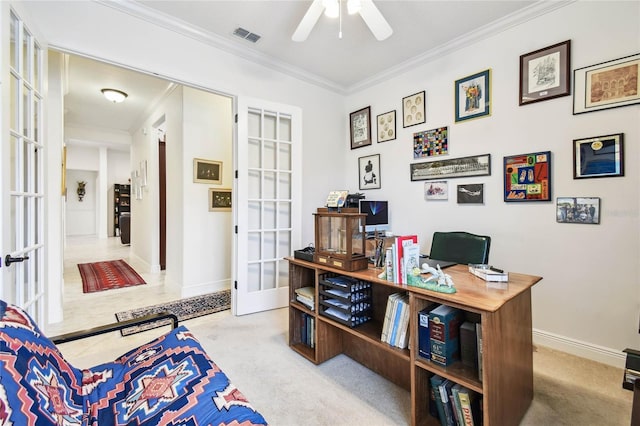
[573,133,624,179]
[358,154,381,190]
[573,53,640,114]
[411,154,491,181]
[519,40,571,106]
[556,197,600,224]
[413,126,448,159]
[425,181,448,200]
[457,184,484,204]
[402,91,426,128]
[455,69,491,122]
[209,188,232,211]
[376,110,396,143]
[194,158,222,184]
[504,151,551,202]
[350,106,372,149]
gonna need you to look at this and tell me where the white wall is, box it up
[26,1,639,365]
[65,169,97,236]
[345,1,640,365]
[181,87,233,296]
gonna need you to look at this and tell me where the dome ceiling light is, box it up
[101,88,128,103]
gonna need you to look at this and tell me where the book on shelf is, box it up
[429,304,464,366]
[460,321,478,371]
[457,386,480,426]
[381,292,400,343]
[295,286,315,310]
[438,379,455,426]
[385,247,394,283]
[476,322,483,382]
[468,264,509,282]
[418,304,437,359]
[429,374,447,426]
[394,294,411,349]
[381,292,410,348]
[451,384,465,426]
[402,242,420,284]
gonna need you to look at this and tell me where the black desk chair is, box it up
[429,231,491,264]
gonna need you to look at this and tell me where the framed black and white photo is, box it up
[376,110,396,142]
[457,184,484,204]
[402,91,426,127]
[573,133,624,179]
[519,40,571,106]
[209,188,232,212]
[573,53,640,114]
[556,197,600,224]
[358,154,381,190]
[350,106,372,149]
[410,154,491,181]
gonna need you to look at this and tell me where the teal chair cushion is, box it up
[429,231,491,264]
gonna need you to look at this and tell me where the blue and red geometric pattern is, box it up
[0,300,267,425]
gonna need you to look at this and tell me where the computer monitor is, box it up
[359,200,389,234]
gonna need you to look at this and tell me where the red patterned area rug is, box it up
[78,259,146,293]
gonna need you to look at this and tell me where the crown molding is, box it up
[349,1,575,93]
[97,0,574,96]
[96,0,349,94]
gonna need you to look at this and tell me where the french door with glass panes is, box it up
[1,4,46,323]
[235,98,302,315]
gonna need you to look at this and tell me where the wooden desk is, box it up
[287,258,542,426]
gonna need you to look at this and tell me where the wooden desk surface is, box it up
[287,258,542,313]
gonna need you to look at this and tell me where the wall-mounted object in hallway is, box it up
[77,181,86,201]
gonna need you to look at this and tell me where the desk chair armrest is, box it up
[51,312,178,344]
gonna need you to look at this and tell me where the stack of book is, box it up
[300,312,315,348]
[430,374,482,426]
[295,286,315,310]
[381,292,410,349]
[429,304,464,366]
[468,264,508,282]
[384,235,419,284]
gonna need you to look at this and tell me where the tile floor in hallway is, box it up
[48,235,228,367]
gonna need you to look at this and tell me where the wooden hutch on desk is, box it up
[287,257,542,426]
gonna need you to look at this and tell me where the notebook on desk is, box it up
[420,257,457,271]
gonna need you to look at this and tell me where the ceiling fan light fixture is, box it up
[101,88,128,103]
[347,0,361,15]
[323,0,339,18]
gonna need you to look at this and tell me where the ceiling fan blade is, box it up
[292,0,325,42]
[359,0,393,41]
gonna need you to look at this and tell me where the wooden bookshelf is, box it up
[287,257,542,426]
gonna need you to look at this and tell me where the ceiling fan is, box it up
[292,0,392,42]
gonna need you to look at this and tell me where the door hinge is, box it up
[234,114,238,123]
[235,226,238,234]
[235,170,238,179]
[234,281,238,290]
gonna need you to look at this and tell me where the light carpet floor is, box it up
[56,307,632,426]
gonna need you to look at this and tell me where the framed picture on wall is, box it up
[402,91,426,128]
[194,158,222,184]
[350,106,372,149]
[376,110,396,142]
[358,154,381,190]
[424,181,448,200]
[209,188,232,211]
[503,151,551,202]
[573,133,624,179]
[411,154,491,181]
[519,40,571,106]
[556,197,600,224]
[573,53,640,114]
[455,69,491,122]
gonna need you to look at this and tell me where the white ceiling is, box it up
[57,0,561,134]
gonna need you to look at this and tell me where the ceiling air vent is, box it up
[233,27,261,43]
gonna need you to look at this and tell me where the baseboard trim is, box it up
[180,280,230,299]
[533,328,626,368]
